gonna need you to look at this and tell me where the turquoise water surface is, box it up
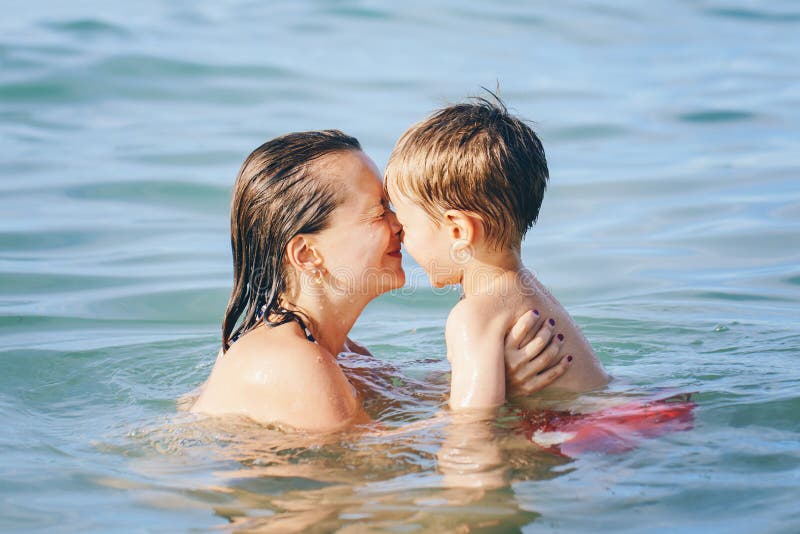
[2,1,799,532]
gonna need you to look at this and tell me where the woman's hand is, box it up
[504,310,570,397]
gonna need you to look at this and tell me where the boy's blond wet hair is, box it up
[385,95,549,250]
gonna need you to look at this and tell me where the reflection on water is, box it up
[122,355,687,531]
[127,403,559,531]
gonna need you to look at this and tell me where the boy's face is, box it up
[386,183,461,288]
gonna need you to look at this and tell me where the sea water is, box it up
[1,1,799,531]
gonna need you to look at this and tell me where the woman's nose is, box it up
[387,209,403,235]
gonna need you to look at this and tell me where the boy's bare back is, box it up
[445,270,609,410]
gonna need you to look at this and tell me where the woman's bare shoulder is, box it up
[193,323,363,431]
[213,323,335,388]
[228,322,307,361]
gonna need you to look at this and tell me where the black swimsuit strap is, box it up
[288,313,316,343]
[258,304,316,343]
[230,305,316,346]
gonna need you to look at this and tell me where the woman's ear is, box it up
[443,209,482,244]
[285,235,324,272]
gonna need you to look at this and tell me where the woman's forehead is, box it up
[318,150,384,213]
[348,178,385,214]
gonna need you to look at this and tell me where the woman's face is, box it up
[313,150,405,298]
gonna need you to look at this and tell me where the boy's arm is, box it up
[445,301,507,411]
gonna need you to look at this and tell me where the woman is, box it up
[191,130,570,431]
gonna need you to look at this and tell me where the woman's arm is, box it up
[344,336,373,356]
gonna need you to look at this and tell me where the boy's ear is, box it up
[285,235,324,272]
[443,209,482,244]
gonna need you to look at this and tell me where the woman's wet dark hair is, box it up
[222,130,361,352]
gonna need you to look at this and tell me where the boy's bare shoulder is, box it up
[445,295,509,339]
[445,295,513,410]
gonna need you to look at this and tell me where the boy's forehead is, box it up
[384,177,402,203]
[384,181,409,207]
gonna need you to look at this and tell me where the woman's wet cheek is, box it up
[376,220,392,243]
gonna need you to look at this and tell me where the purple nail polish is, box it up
[557,333,564,341]
[567,355,573,362]
[549,318,555,326]
[533,309,539,316]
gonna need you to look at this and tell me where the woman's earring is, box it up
[311,267,324,285]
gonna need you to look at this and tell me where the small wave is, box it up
[549,124,629,141]
[784,274,800,286]
[94,54,295,81]
[322,5,395,20]
[704,7,800,23]
[0,80,77,102]
[63,180,230,213]
[678,110,757,124]
[42,18,131,38]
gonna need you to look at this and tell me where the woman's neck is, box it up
[290,290,370,356]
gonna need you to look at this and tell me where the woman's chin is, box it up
[376,268,405,294]
[391,269,406,290]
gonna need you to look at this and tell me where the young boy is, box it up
[384,96,610,411]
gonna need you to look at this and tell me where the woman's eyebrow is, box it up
[366,198,388,212]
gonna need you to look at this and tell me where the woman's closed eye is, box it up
[375,203,394,221]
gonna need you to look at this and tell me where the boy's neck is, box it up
[459,246,532,298]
